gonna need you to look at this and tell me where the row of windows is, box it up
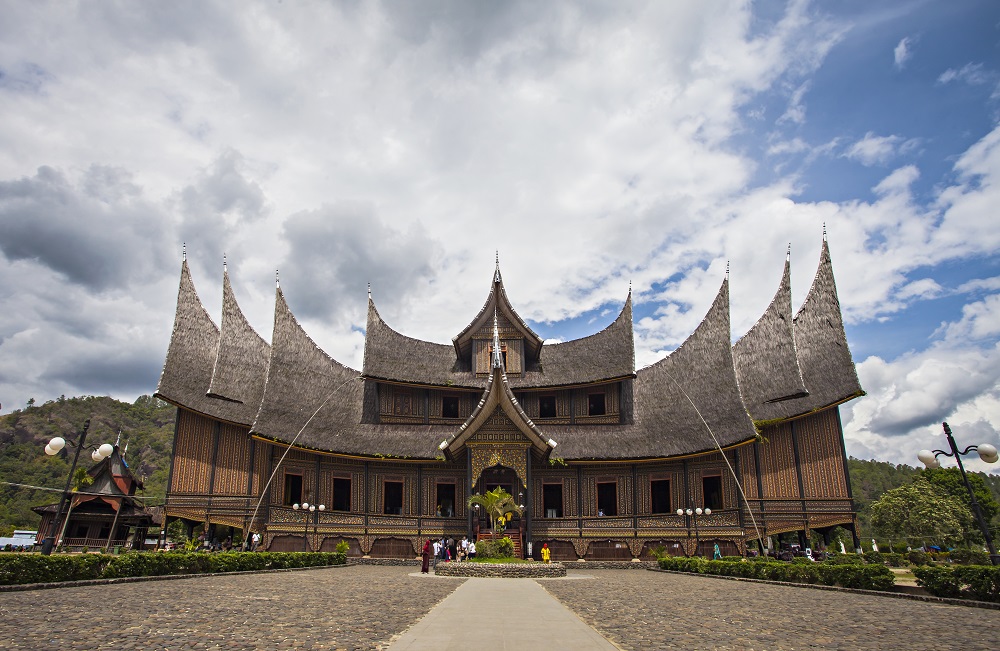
[284,474,723,516]
[388,390,610,419]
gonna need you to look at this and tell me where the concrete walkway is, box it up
[387,575,620,650]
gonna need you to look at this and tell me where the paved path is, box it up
[2,565,999,650]
[387,574,618,650]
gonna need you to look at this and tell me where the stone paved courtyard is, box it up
[1,565,998,650]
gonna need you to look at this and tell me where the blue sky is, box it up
[0,0,998,472]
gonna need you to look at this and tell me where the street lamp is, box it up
[677,506,711,557]
[40,420,114,555]
[293,502,324,552]
[917,421,999,566]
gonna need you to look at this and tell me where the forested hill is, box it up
[0,395,175,534]
[1,396,999,536]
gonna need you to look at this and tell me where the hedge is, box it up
[913,565,1000,602]
[657,556,895,591]
[0,551,347,586]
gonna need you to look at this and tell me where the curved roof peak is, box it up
[452,259,544,361]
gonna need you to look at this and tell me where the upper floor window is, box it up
[442,396,460,419]
[284,473,303,506]
[384,480,404,515]
[650,479,671,514]
[332,477,351,512]
[588,393,606,416]
[539,395,556,418]
[703,475,723,511]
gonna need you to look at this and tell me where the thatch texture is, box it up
[155,260,224,419]
[206,269,271,424]
[251,287,454,457]
[552,279,757,459]
[363,294,635,389]
[748,239,862,421]
[732,258,808,411]
[452,267,544,361]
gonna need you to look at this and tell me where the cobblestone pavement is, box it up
[542,569,1000,651]
[0,566,462,651]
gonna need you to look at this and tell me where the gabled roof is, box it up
[441,316,556,457]
[452,262,544,361]
[550,278,757,459]
[206,265,271,424]
[732,251,808,411]
[362,291,635,389]
[743,238,863,422]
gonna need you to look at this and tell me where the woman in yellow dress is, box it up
[541,542,551,563]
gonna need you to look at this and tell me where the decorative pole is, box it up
[918,422,999,566]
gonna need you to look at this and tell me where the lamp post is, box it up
[677,506,711,557]
[917,422,999,566]
[40,420,114,555]
[293,503,324,552]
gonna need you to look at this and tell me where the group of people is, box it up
[421,536,477,572]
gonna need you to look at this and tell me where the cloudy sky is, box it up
[1,1,998,472]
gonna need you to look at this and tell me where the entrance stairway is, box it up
[476,529,524,558]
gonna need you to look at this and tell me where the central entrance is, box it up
[476,465,524,536]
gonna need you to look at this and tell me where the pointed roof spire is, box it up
[494,251,501,284]
[492,309,503,370]
[786,243,791,261]
[182,242,187,262]
[822,222,827,241]
[726,261,730,278]
[223,253,228,272]
[367,282,372,300]
[275,269,280,288]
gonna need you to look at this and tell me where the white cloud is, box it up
[844,132,903,166]
[893,36,912,69]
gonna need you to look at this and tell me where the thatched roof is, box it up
[206,267,271,424]
[741,238,863,421]
[452,264,544,361]
[362,292,635,389]
[732,255,808,412]
[549,278,758,459]
[157,240,862,461]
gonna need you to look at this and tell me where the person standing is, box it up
[541,543,551,563]
[468,539,477,560]
[421,539,432,573]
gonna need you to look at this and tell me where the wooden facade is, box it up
[157,240,863,557]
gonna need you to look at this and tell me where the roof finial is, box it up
[367,282,372,299]
[494,251,501,283]
[726,261,730,278]
[786,243,791,261]
[223,252,227,272]
[822,222,827,241]
[492,309,503,370]
[115,429,122,447]
[182,242,187,262]
[275,269,280,288]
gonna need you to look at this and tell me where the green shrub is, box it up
[335,540,350,554]
[657,555,893,591]
[947,548,990,566]
[862,551,884,565]
[476,537,516,559]
[915,565,1000,602]
[0,551,347,586]
[823,554,865,565]
[907,550,929,566]
[882,552,906,567]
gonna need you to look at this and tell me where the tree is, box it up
[870,478,973,547]
[468,487,522,533]
[921,466,999,542]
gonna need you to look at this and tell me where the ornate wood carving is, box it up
[570,538,590,558]
[470,444,529,487]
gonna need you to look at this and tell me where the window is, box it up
[588,393,606,416]
[543,482,563,518]
[393,390,414,416]
[539,395,556,418]
[284,473,303,506]
[333,477,351,512]
[383,481,403,515]
[650,479,671,514]
[436,483,456,517]
[74,524,90,538]
[703,475,723,511]
[442,396,460,419]
[597,481,617,516]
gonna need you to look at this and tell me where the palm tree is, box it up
[468,487,523,533]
